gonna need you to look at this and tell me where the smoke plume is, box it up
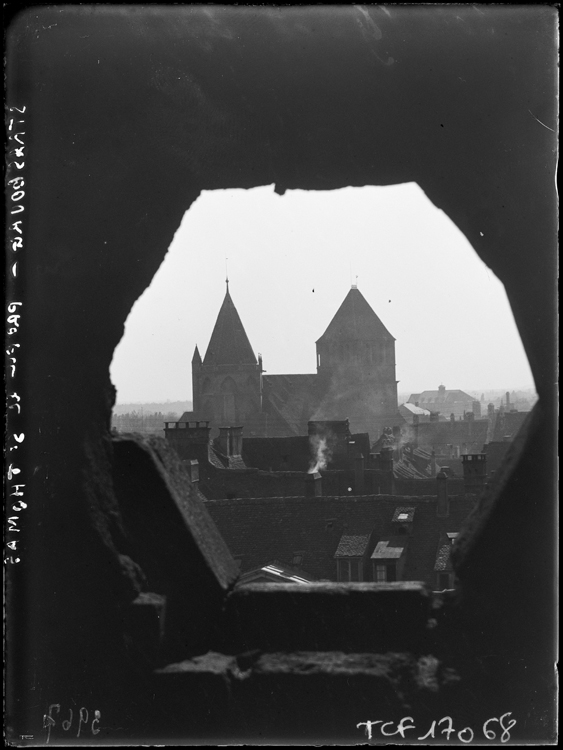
[308,435,332,474]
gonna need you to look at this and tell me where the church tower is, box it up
[313,285,402,438]
[192,284,263,429]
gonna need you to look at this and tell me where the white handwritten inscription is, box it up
[5,104,27,565]
[42,704,101,744]
[357,713,516,743]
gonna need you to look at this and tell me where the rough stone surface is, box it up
[6,6,556,744]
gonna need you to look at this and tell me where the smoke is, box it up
[308,435,332,474]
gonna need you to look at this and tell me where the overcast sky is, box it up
[110,183,535,404]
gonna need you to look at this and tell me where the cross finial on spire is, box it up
[225,257,229,290]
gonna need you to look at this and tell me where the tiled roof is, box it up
[408,389,473,405]
[316,287,394,343]
[491,410,529,441]
[434,543,452,571]
[400,403,431,416]
[262,374,321,436]
[203,289,257,366]
[205,493,476,587]
[371,540,405,559]
[334,534,370,558]
[415,420,488,447]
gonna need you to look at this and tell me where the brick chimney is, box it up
[462,454,487,494]
[437,469,449,517]
[164,420,211,463]
[230,426,243,455]
[217,427,231,456]
[217,426,243,457]
[354,453,365,494]
[305,471,322,498]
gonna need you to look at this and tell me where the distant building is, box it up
[181,283,404,440]
[399,402,432,424]
[407,385,475,420]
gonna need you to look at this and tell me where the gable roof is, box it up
[203,288,257,366]
[316,287,394,344]
[334,534,370,558]
[408,389,473,405]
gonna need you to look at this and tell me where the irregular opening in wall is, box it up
[109,183,535,586]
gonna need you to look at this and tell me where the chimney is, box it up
[230,426,243,455]
[439,384,446,395]
[218,426,231,456]
[354,453,365,494]
[164,420,211,463]
[380,446,394,474]
[305,471,322,498]
[487,402,495,418]
[186,459,199,484]
[437,470,449,517]
[462,454,487,494]
[506,391,510,408]
[450,413,455,424]
[430,450,437,477]
[472,400,482,418]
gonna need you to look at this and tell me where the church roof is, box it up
[316,287,394,343]
[203,288,257,366]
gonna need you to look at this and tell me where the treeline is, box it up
[111,411,180,437]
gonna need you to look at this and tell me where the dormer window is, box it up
[334,534,369,582]
[371,540,406,582]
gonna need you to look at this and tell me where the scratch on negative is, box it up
[528,109,555,133]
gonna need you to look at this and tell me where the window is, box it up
[350,561,359,582]
[338,559,350,582]
[373,563,396,582]
[339,559,362,582]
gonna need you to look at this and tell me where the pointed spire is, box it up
[203,286,257,366]
[192,345,202,365]
[316,287,394,343]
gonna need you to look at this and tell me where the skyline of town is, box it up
[110,184,535,404]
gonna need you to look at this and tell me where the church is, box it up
[182,283,404,440]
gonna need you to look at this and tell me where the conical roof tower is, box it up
[316,286,394,344]
[203,286,257,366]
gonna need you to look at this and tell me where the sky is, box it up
[110,183,536,404]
